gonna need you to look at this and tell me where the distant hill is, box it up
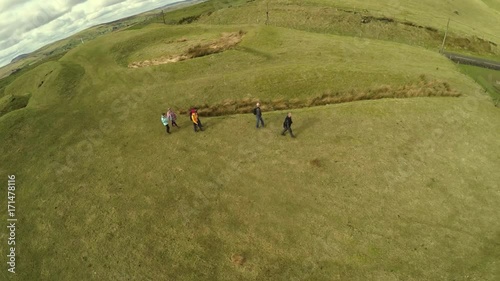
[0,0,203,78]
[10,53,29,63]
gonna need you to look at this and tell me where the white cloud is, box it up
[0,0,180,67]
[96,0,127,8]
[0,0,22,11]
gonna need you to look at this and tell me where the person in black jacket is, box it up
[253,102,265,128]
[281,112,295,137]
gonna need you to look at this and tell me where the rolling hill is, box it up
[1,0,499,280]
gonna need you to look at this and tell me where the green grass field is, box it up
[1,0,500,280]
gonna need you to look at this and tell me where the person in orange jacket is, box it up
[190,108,203,132]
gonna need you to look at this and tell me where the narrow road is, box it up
[443,52,500,70]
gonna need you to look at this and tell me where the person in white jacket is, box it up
[167,108,179,128]
[161,113,170,134]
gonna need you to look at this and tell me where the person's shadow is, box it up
[198,114,238,131]
[293,117,319,137]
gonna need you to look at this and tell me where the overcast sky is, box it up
[0,0,182,67]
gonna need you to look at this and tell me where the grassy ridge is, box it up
[54,24,481,112]
[197,0,500,55]
[321,0,500,36]
[182,78,461,116]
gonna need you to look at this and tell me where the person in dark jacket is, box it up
[281,112,295,137]
[253,102,265,128]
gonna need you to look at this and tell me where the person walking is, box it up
[253,102,265,128]
[281,112,295,137]
[167,108,179,128]
[161,113,170,134]
[190,108,203,132]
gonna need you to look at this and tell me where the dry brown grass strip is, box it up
[179,79,461,116]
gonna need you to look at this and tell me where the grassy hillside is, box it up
[1,0,500,280]
[5,24,480,109]
[0,0,208,79]
[198,0,500,56]
[327,0,500,36]
[1,23,484,120]
[1,98,499,280]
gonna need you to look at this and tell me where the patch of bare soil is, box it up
[230,254,245,266]
[128,31,245,68]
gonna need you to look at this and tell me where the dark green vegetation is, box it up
[1,0,500,280]
[459,64,500,104]
[0,94,30,118]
